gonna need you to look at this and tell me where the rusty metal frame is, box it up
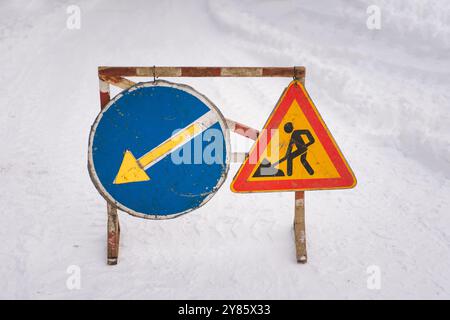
[99,66,305,78]
[96,66,307,265]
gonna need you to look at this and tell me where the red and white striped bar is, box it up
[99,66,305,79]
[226,119,259,141]
[99,75,136,90]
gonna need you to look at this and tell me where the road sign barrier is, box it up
[90,66,355,265]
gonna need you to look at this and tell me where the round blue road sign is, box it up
[88,80,230,219]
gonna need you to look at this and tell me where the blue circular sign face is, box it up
[88,80,230,219]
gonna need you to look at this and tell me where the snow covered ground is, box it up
[0,0,449,299]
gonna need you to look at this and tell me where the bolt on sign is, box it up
[231,80,356,192]
[88,66,356,265]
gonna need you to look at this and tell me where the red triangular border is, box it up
[231,81,356,192]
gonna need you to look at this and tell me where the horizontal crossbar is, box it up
[98,66,305,79]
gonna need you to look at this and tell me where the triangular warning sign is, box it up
[231,80,356,192]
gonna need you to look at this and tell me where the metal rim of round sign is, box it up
[88,80,231,220]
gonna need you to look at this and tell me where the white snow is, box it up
[0,0,449,299]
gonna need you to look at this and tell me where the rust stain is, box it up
[108,231,117,252]
[262,67,305,78]
[181,67,221,77]
[295,191,305,200]
[100,91,110,109]
[99,67,138,77]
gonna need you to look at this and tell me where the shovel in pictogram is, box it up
[253,149,308,178]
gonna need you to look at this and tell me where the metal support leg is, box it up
[107,202,120,265]
[99,79,121,265]
[294,191,307,263]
